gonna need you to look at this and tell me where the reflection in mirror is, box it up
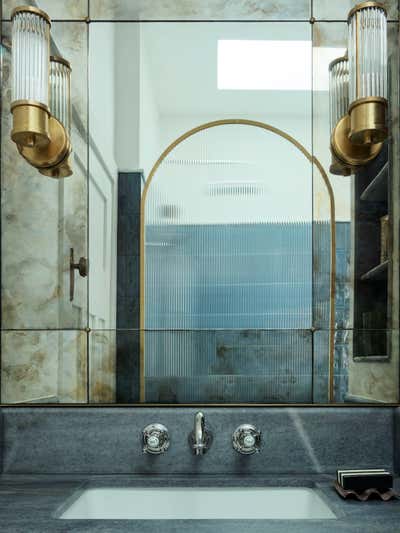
[312,20,399,403]
[142,121,317,403]
[1,14,399,404]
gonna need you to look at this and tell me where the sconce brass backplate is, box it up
[11,100,50,148]
[39,154,73,179]
[331,114,382,170]
[329,151,352,176]
[348,97,388,145]
[17,116,71,172]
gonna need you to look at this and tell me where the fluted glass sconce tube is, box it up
[329,56,352,175]
[10,6,51,147]
[39,56,73,178]
[347,2,388,144]
[329,56,349,137]
[49,56,72,136]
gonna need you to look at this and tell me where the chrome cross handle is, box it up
[232,424,261,455]
[142,423,170,455]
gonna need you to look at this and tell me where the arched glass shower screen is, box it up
[140,120,335,404]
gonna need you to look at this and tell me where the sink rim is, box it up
[56,485,337,521]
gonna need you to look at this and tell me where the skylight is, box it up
[217,40,345,91]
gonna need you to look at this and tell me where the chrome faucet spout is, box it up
[194,412,205,447]
[189,411,212,455]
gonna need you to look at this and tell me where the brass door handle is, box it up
[70,248,88,301]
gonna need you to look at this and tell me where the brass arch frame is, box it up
[140,119,336,403]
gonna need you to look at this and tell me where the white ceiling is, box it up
[141,22,313,117]
[140,23,344,118]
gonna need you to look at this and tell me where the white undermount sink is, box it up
[59,487,336,520]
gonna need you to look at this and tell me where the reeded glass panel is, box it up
[143,122,314,402]
[145,124,313,330]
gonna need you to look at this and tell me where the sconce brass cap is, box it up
[331,114,382,170]
[11,6,51,26]
[17,116,71,173]
[348,97,388,146]
[347,1,386,22]
[11,100,50,148]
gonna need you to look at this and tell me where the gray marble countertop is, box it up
[0,474,399,532]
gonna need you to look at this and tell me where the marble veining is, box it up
[312,0,398,21]
[89,330,116,403]
[1,331,87,403]
[89,0,310,21]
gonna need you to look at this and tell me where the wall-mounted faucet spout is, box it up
[189,412,213,455]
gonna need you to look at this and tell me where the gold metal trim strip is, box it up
[1,403,399,408]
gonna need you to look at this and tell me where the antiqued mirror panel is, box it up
[1,5,399,404]
[1,20,88,330]
[88,0,311,21]
[312,18,400,403]
[1,330,87,403]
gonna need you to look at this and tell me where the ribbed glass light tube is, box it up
[329,56,349,134]
[11,7,50,106]
[348,3,387,104]
[49,56,71,136]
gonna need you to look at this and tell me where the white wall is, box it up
[139,33,160,179]
[115,24,141,171]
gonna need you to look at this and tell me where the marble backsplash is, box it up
[0,407,395,474]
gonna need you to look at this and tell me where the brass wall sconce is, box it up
[329,56,381,176]
[10,6,72,178]
[347,2,388,145]
[329,2,387,175]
